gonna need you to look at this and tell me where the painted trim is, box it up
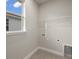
[24,47,64,59]
[38,47,64,56]
[24,47,39,59]
[6,31,26,36]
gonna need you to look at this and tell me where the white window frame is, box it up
[6,1,26,34]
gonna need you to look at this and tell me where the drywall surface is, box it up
[6,0,39,59]
[39,0,72,55]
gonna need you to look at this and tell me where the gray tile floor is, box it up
[30,49,72,59]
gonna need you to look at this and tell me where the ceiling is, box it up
[35,0,50,4]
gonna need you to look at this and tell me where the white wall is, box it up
[39,0,72,55]
[6,0,39,59]
[6,0,72,58]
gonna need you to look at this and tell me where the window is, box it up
[6,0,25,33]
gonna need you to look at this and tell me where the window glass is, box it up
[6,0,22,15]
[6,0,25,32]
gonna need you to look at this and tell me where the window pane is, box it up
[6,14,21,31]
[6,0,22,15]
[6,0,23,32]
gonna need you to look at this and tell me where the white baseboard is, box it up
[24,47,64,59]
[24,47,39,59]
[38,47,64,56]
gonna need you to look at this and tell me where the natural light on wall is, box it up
[6,0,26,34]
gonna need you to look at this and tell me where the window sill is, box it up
[6,30,26,36]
